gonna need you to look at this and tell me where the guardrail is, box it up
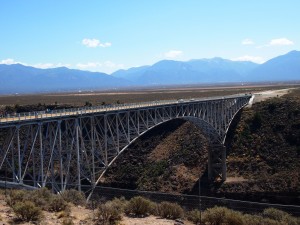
[0,94,251,124]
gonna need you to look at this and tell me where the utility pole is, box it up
[199,175,202,224]
[5,162,7,197]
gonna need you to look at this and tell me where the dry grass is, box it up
[1,84,298,106]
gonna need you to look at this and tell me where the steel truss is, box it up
[0,96,251,197]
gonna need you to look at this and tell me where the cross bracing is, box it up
[0,95,252,197]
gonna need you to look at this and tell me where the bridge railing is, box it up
[0,99,177,123]
[0,94,251,123]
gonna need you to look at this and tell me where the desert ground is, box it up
[0,83,299,107]
[0,191,193,225]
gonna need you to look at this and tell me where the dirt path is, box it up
[252,88,293,103]
[121,216,193,225]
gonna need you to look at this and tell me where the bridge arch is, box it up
[93,116,223,188]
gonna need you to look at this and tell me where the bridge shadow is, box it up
[186,166,224,197]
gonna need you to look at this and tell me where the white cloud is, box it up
[82,38,112,48]
[76,61,124,73]
[231,55,265,64]
[269,38,294,46]
[0,58,21,64]
[33,63,71,69]
[242,38,254,45]
[56,63,72,68]
[0,59,71,69]
[0,58,121,73]
[76,62,102,69]
[164,50,183,58]
[34,63,54,69]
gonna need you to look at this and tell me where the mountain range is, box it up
[0,50,299,94]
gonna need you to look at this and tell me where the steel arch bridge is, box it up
[0,94,251,196]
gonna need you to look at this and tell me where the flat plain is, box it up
[1,83,299,107]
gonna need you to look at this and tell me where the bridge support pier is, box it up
[208,144,226,181]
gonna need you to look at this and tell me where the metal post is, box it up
[11,128,15,182]
[127,112,130,141]
[39,123,44,187]
[5,161,7,197]
[17,126,22,183]
[76,118,81,191]
[137,110,140,134]
[116,115,119,152]
[91,117,96,185]
[222,145,227,181]
[199,173,202,224]
[104,115,108,167]
[208,146,212,180]
[58,121,64,191]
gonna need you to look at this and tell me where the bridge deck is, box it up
[0,94,250,125]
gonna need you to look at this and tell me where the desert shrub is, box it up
[125,196,153,217]
[186,209,201,224]
[57,207,71,219]
[202,206,227,225]
[224,210,244,225]
[30,187,53,210]
[6,188,53,209]
[268,102,276,113]
[61,217,75,225]
[48,195,69,212]
[156,201,184,219]
[95,201,122,225]
[202,206,244,225]
[242,214,264,225]
[33,187,52,200]
[85,101,92,107]
[242,214,288,225]
[143,160,168,177]
[250,112,262,131]
[109,197,128,213]
[12,200,42,222]
[263,208,299,225]
[149,201,160,216]
[61,189,86,205]
[281,216,299,225]
[6,189,28,207]
[263,208,290,221]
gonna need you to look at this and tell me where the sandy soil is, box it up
[252,88,293,103]
[224,177,248,183]
[121,215,193,225]
[245,88,293,108]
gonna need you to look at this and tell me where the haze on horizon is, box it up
[0,0,299,74]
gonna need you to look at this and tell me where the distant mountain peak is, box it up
[1,50,299,94]
[285,50,300,56]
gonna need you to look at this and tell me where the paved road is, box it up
[0,100,175,123]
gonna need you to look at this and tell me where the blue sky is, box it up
[0,0,299,74]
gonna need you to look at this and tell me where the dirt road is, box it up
[252,88,293,103]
